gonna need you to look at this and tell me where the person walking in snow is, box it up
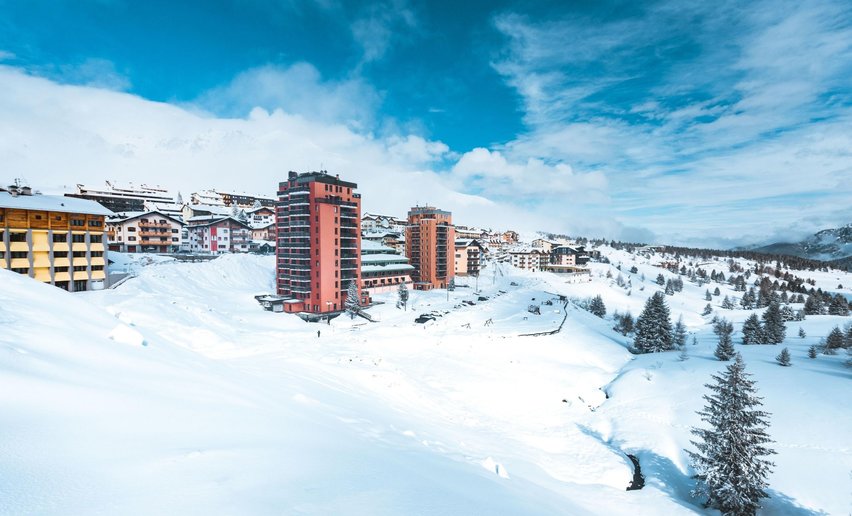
[317,330,321,338]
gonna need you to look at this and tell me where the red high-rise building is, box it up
[405,206,455,290]
[276,171,362,314]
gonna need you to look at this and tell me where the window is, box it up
[72,234,85,243]
[73,280,87,291]
[128,227,136,232]
[72,251,87,258]
[53,234,67,242]
[10,233,26,242]
[11,251,28,259]
[172,238,178,242]
[128,236,136,241]
[90,235,102,243]
[89,220,102,227]
[54,266,69,273]
[171,229,178,233]
[54,251,68,258]
[34,214,42,220]
[70,219,85,227]
[73,265,87,272]
[12,268,29,274]
[92,265,104,272]
[91,251,103,258]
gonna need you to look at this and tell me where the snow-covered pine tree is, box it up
[828,294,850,316]
[656,273,665,286]
[775,347,791,366]
[705,289,712,301]
[798,327,806,339]
[714,319,735,361]
[702,303,713,316]
[761,302,786,345]
[665,279,675,296]
[713,287,721,296]
[678,345,689,361]
[397,282,409,311]
[825,326,845,352]
[345,281,361,319]
[589,295,606,318]
[741,313,764,345]
[803,295,823,315]
[673,315,687,348]
[687,354,775,515]
[807,345,817,359]
[613,312,635,335]
[633,292,673,353]
[721,295,735,310]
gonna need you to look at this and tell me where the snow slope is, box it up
[2,249,851,514]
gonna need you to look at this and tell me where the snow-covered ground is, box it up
[1,248,850,515]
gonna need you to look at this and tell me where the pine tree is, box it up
[825,326,845,352]
[775,347,791,366]
[702,303,713,316]
[665,279,675,296]
[761,302,786,345]
[713,287,721,296]
[678,345,689,361]
[613,312,635,335]
[807,345,817,359]
[656,273,665,286]
[828,294,850,316]
[633,292,673,353]
[705,289,712,301]
[714,319,735,361]
[798,327,806,339]
[803,295,823,315]
[673,315,687,348]
[345,281,361,319]
[721,295,735,310]
[397,282,409,311]
[741,313,764,345]
[687,354,775,515]
[589,295,606,318]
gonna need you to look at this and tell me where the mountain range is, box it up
[748,223,852,267]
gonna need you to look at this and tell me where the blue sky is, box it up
[1,0,850,246]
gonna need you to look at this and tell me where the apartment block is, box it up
[67,181,175,213]
[454,238,484,276]
[106,211,183,253]
[361,239,413,295]
[0,188,111,291]
[186,216,252,254]
[276,171,363,314]
[405,206,455,290]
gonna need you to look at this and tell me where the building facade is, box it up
[454,239,484,276]
[66,181,175,213]
[0,190,111,291]
[360,239,413,295]
[186,216,252,254]
[276,171,363,314]
[510,249,549,271]
[106,211,183,253]
[545,246,591,273]
[191,189,275,208]
[405,206,455,290]
[248,206,276,227]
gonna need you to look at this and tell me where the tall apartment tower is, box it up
[405,206,455,290]
[276,171,362,314]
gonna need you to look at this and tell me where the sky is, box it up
[0,0,850,247]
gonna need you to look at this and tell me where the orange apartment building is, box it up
[276,171,364,314]
[405,206,455,290]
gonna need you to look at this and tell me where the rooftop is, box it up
[0,192,113,216]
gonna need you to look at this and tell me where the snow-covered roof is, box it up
[187,215,252,229]
[361,263,415,273]
[360,253,408,264]
[107,210,184,225]
[361,239,396,253]
[0,192,113,216]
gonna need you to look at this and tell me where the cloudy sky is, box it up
[1,0,850,246]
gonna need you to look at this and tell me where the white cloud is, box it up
[0,65,537,233]
[351,0,418,67]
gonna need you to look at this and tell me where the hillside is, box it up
[1,250,851,514]
[751,223,852,262]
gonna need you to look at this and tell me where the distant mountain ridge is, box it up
[748,223,852,263]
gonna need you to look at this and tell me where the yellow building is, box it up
[0,189,112,292]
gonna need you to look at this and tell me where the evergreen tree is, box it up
[613,312,635,335]
[702,303,713,316]
[807,345,817,359]
[665,279,675,296]
[828,294,850,316]
[630,265,638,274]
[656,273,665,286]
[845,325,852,348]
[825,326,845,352]
[775,347,791,366]
[761,302,786,345]
[705,289,712,301]
[741,313,764,345]
[687,354,775,515]
[713,287,721,296]
[589,295,606,318]
[798,327,806,339]
[714,319,735,361]
[633,292,674,353]
[673,315,688,348]
[345,281,361,319]
[397,282,409,311]
[803,295,823,315]
[679,345,689,361]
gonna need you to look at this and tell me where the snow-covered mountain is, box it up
[751,223,852,262]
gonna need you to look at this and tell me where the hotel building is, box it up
[405,206,455,290]
[276,171,363,314]
[0,188,111,291]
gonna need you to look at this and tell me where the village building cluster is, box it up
[1,176,590,306]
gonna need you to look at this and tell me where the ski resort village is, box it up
[1,174,851,515]
[3,1,852,514]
